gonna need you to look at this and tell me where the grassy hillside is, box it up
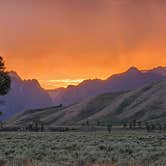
[7,80,166,127]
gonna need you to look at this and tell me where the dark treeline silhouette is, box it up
[23,119,45,132]
[122,120,143,130]
[12,120,166,133]
[122,120,166,132]
[107,124,112,133]
[145,122,165,132]
[54,104,63,109]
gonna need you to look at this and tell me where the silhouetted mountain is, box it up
[0,72,53,120]
[2,67,166,121]
[48,67,166,106]
[148,66,166,76]
[9,80,166,126]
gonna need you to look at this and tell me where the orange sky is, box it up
[0,0,166,89]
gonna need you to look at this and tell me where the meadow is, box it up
[0,130,166,166]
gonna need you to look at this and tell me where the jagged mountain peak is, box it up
[126,66,141,74]
[8,71,22,80]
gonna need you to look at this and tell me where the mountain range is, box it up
[0,72,53,120]
[8,80,166,126]
[48,66,166,106]
[1,66,166,121]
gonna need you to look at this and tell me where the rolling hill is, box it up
[8,80,166,127]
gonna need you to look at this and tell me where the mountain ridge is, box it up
[8,80,166,127]
[0,72,53,120]
[48,66,166,106]
[2,66,166,120]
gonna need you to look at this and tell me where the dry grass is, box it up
[1,131,166,166]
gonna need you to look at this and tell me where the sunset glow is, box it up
[1,0,166,89]
[39,79,85,89]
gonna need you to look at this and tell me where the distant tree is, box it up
[107,124,112,133]
[157,123,162,132]
[0,56,11,117]
[86,120,89,127]
[40,123,44,132]
[132,119,137,129]
[146,123,150,132]
[97,120,100,126]
[0,57,11,95]
[123,123,127,129]
[33,118,41,132]
[151,124,156,131]
[0,121,3,129]
[138,121,142,129]
[86,120,91,131]
[27,122,33,131]
[145,122,149,127]
[55,104,63,108]
[129,122,133,129]
[164,124,166,130]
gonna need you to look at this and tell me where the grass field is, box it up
[0,130,166,166]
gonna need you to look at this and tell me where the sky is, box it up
[0,0,166,89]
